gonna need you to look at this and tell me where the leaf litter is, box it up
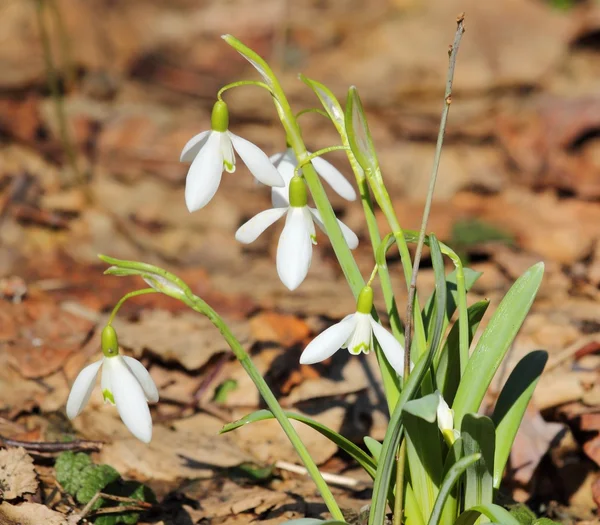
[1,0,600,522]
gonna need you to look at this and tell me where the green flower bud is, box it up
[356,286,374,314]
[288,176,308,208]
[211,100,229,132]
[101,325,119,358]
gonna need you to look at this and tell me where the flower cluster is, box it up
[182,100,358,290]
[66,95,405,443]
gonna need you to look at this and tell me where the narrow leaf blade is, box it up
[453,263,544,426]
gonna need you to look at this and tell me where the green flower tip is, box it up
[288,176,308,208]
[101,325,119,358]
[356,286,374,314]
[211,100,229,132]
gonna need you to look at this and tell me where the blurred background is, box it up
[1,0,600,523]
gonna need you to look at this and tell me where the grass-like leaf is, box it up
[427,453,481,525]
[461,414,495,522]
[452,263,544,426]
[455,504,520,525]
[436,300,490,405]
[491,350,548,488]
[221,409,376,478]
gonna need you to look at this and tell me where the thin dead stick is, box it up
[402,13,466,379]
[79,491,152,519]
[0,435,104,452]
[275,460,366,489]
[395,15,466,525]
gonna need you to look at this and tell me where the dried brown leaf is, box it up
[0,448,37,500]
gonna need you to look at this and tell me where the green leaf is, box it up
[345,86,380,176]
[435,300,489,405]
[427,453,481,525]
[299,76,345,132]
[55,451,93,494]
[363,437,382,463]
[221,409,377,478]
[403,392,440,423]
[423,268,482,335]
[455,504,520,525]
[282,521,349,525]
[461,414,495,522]
[491,350,548,488]
[453,263,544,426]
[221,34,277,90]
[76,464,120,505]
[368,235,447,525]
[214,379,238,403]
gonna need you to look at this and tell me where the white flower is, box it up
[180,100,284,212]
[235,176,358,291]
[299,286,405,376]
[436,393,459,445]
[270,148,357,208]
[66,352,159,443]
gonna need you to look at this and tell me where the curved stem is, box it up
[296,107,330,120]
[107,289,157,325]
[294,145,350,177]
[183,292,345,521]
[217,80,272,101]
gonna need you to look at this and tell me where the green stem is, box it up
[297,145,349,170]
[184,293,345,521]
[107,289,157,325]
[296,108,330,120]
[217,80,272,100]
[34,0,84,187]
[393,439,407,525]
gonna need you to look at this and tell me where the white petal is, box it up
[312,156,357,201]
[220,132,236,173]
[302,207,317,244]
[309,208,359,249]
[104,356,153,443]
[436,394,454,432]
[300,315,357,364]
[180,130,211,162]
[270,149,296,207]
[101,365,114,405]
[66,359,102,419]
[123,356,159,403]
[370,318,405,376]
[277,208,313,290]
[343,312,373,355]
[235,207,287,244]
[229,132,284,187]
[185,131,223,212]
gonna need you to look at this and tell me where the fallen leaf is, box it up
[0,502,67,525]
[510,407,565,485]
[0,448,38,500]
[250,312,310,347]
[113,309,250,371]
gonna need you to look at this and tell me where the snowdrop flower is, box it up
[235,175,358,290]
[180,100,284,212]
[66,325,159,443]
[436,393,459,445]
[270,147,356,208]
[300,286,405,376]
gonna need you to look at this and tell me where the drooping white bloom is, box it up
[270,148,356,208]
[235,175,358,291]
[299,286,405,376]
[181,100,284,212]
[436,393,459,445]
[66,326,158,443]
